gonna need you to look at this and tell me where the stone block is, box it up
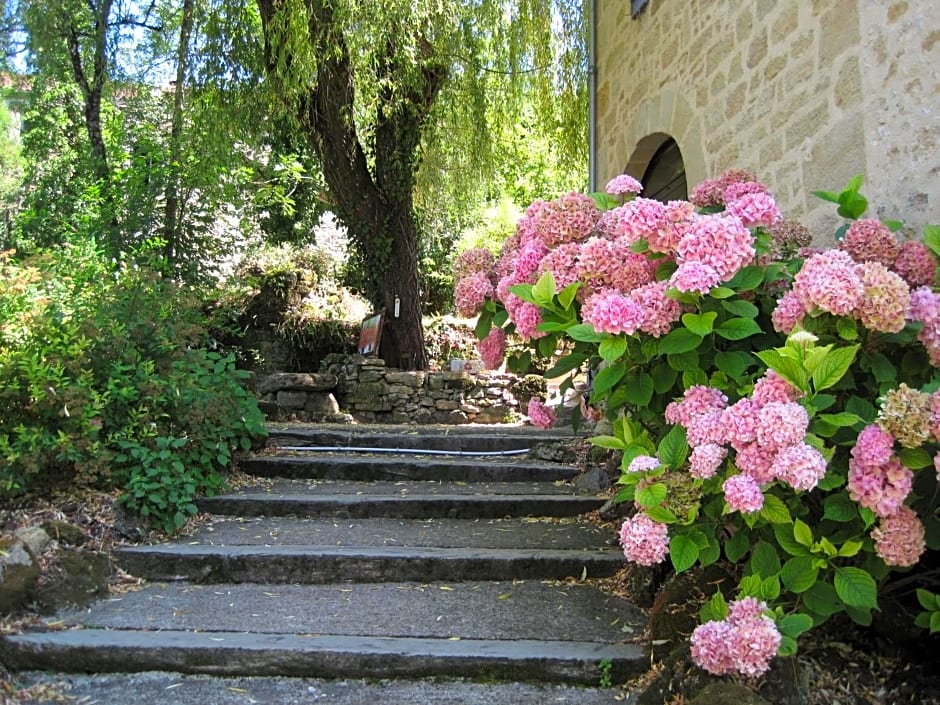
[15,526,51,555]
[385,371,426,387]
[427,375,445,391]
[257,372,338,394]
[435,399,460,411]
[358,371,385,383]
[276,390,308,409]
[388,384,415,396]
[0,539,39,614]
[305,392,340,415]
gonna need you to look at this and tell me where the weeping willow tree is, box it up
[255,0,586,369]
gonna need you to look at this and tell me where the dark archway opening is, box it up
[641,137,687,202]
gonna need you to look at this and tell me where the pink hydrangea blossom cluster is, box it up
[527,397,557,429]
[893,240,936,288]
[575,238,654,296]
[630,280,684,337]
[847,424,912,518]
[454,272,494,318]
[756,402,810,450]
[909,286,940,366]
[854,261,911,333]
[691,597,781,677]
[688,168,757,208]
[751,370,803,405]
[791,249,864,316]
[453,247,495,282]
[537,242,581,290]
[618,513,670,565]
[581,291,644,335]
[506,299,546,340]
[723,473,764,513]
[665,385,729,426]
[525,192,600,248]
[725,191,782,229]
[476,327,507,370]
[840,218,900,266]
[648,200,697,253]
[771,442,828,491]
[871,505,926,567]
[689,443,727,479]
[675,214,756,282]
[615,198,667,244]
[724,180,770,202]
[605,174,643,196]
[669,260,722,294]
[627,455,661,473]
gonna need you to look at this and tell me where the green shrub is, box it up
[0,240,267,533]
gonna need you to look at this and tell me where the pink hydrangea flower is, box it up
[853,261,910,334]
[581,291,645,335]
[577,239,653,295]
[619,513,670,566]
[724,181,770,202]
[538,242,581,290]
[840,218,900,266]
[771,290,806,334]
[477,327,507,370]
[725,192,782,228]
[453,247,495,281]
[756,402,809,450]
[511,240,550,282]
[676,213,755,281]
[772,442,828,491]
[605,174,643,196]
[630,280,683,337]
[616,197,668,244]
[691,597,781,678]
[506,299,546,340]
[528,192,600,248]
[909,286,940,366]
[664,386,729,426]
[871,505,926,567]
[454,272,494,317]
[648,200,697,253]
[892,240,936,287]
[722,398,760,445]
[847,456,913,518]
[793,249,864,316]
[751,370,803,405]
[627,455,661,473]
[669,261,722,294]
[686,410,727,447]
[723,473,765,513]
[689,443,728,479]
[527,397,557,429]
[851,424,895,467]
[733,442,778,484]
[689,178,725,208]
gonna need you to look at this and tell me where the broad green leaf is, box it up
[844,605,873,626]
[931,612,940,634]
[699,590,728,622]
[761,575,781,601]
[635,482,667,508]
[507,283,537,305]
[658,328,703,354]
[834,566,879,609]
[646,506,679,523]
[836,317,859,341]
[544,353,588,379]
[780,556,818,593]
[474,310,493,340]
[739,574,763,597]
[699,536,721,566]
[683,368,709,388]
[651,363,678,393]
[708,286,735,299]
[823,494,858,522]
[537,336,556,358]
[776,526,811,560]
[589,435,626,450]
[714,350,753,379]
[778,635,798,657]
[721,299,760,319]
[755,349,809,392]
[670,534,699,573]
[566,323,606,343]
[818,412,863,427]
[599,336,628,363]
[625,373,655,407]
[716,317,762,340]
[925,224,940,258]
[899,447,933,470]
[682,311,718,336]
[812,189,841,204]
[557,282,581,309]
[837,540,863,558]
[593,363,627,395]
[726,265,764,291]
[845,174,865,193]
[658,424,689,469]
[532,270,557,306]
[724,530,751,563]
[759,494,792,524]
[811,344,859,392]
[917,588,940,611]
[865,351,896,383]
[793,519,814,547]
[803,581,842,617]
[588,192,620,210]
[837,192,868,220]
[777,613,814,638]
[750,541,782,578]
[667,350,700,371]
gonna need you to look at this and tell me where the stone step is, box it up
[50,581,645,644]
[226,478,586,495]
[266,422,582,453]
[13,672,623,705]
[241,453,580,482]
[198,491,604,520]
[114,543,623,584]
[0,629,645,685]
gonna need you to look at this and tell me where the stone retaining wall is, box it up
[255,356,545,425]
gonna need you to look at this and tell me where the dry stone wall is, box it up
[596,0,939,241]
[256,356,544,425]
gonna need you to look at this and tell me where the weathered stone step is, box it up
[198,492,604,519]
[113,544,623,584]
[52,581,645,644]
[0,630,644,685]
[13,672,623,705]
[266,422,582,453]
[223,478,585,495]
[242,453,580,482]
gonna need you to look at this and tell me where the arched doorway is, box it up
[640,137,687,202]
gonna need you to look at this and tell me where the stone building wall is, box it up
[255,357,546,425]
[595,0,939,240]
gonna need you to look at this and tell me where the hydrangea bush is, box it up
[457,171,940,676]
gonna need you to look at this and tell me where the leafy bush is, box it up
[0,240,267,533]
[467,172,940,675]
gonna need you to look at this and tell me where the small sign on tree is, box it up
[358,310,385,356]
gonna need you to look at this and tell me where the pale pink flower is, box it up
[664,386,729,426]
[619,513,670,566]
[751,370,803,405]
[722,398,760,445]
[630,279,684,337]
[892,240,936,288]
[527,397,557,429]
[581,291,644,335]
[723,473,765,513]
[616,198,668,244]
[772,442,828,491]
[507,299,546,340]
[627,455,661,473]
[511,240,549,282]
[538,243,581,290]
[871,505,926,567]
[605,174,643,196]
[725,192,782,229]
[689,443,728,479]
[733,442,778,484]
[724,181,770,202]
[691,597,781,678]
[669,261,722,294]
[648,201,697,253]
[689,178,725,208]
[690,620,736,675]
[477,328,507,370]
[851,424,895,467]
[756,402,809,450]
[847,456,913,518]
[909,286,940,366]
[771,289,806,334]
[686,410,727,447]
[676,214,755,281]
[454,272,494,317]
[853,261,910,334]
[453,247,495,281]
[577,238,653,295]
[840,218,900,266]
[793,249,865,316]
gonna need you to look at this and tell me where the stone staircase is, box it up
[2,424,647,703]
